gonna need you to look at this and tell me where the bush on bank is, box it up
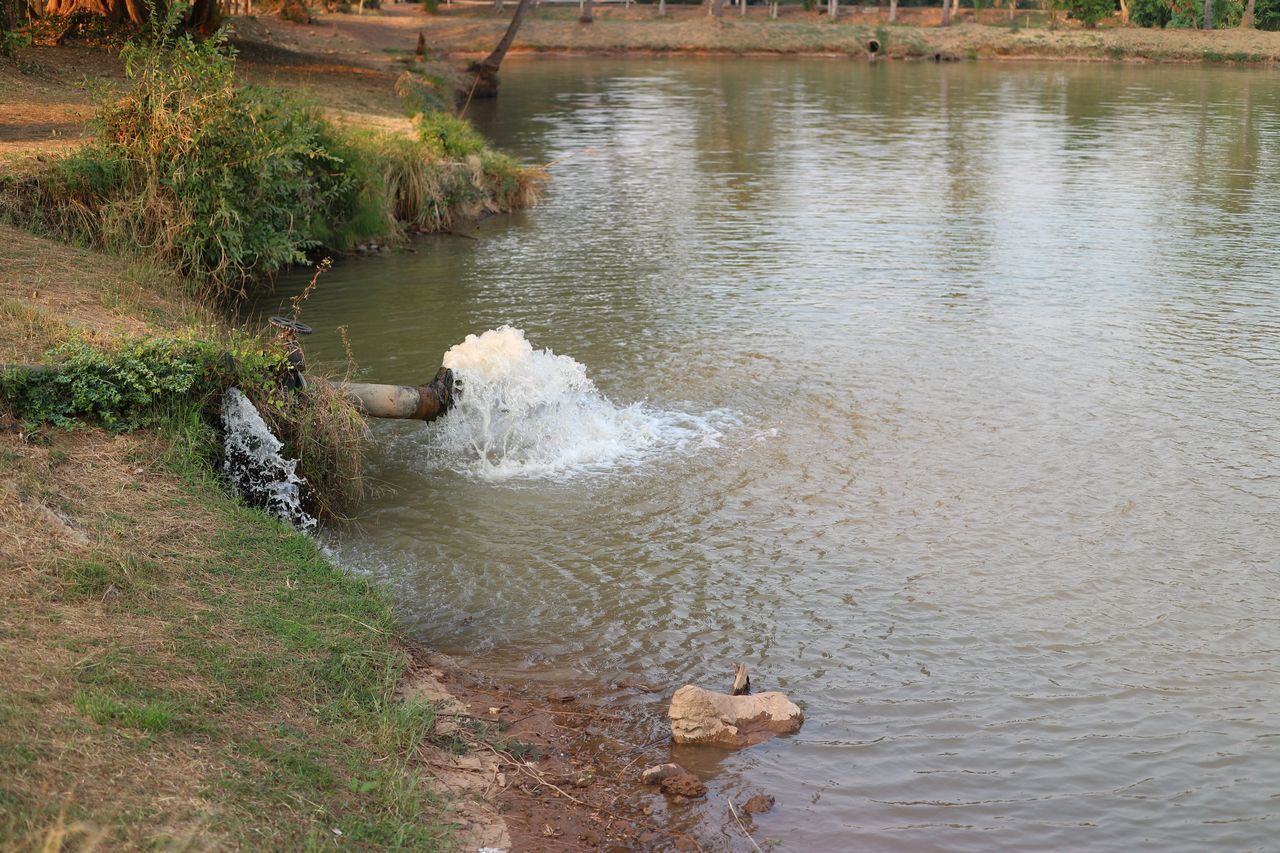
[0,22,540,298]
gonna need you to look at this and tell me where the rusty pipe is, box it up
[322,367,456,422]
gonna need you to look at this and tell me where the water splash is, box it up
[427,326,728,480]
[221,387,317,532]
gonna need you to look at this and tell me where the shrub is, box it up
[1059,0,1115,26]
[0,21,541,294]
[1130,0,1171,26]
[0,335,283,432]
[415,111,487,160]
[1,28,356,295]
[1259,0,1280,27]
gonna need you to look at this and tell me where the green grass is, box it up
[73,691,178,733]
[0,423,457,849]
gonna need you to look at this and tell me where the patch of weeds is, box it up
[415,110,487,159]
[0,334,283,432]
[52,551,159,601]
[73,690,177,733]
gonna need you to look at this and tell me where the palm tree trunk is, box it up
[889,0,897,21]
[1202,0,1212,28]
[941,0,950,25]
[828,0,836,19]
[579,0,592,22]
[1241,0,1255,26]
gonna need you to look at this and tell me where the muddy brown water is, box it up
[256,58,1280,850]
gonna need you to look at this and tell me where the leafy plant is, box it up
[0,335,283,431]
[1130,0,1172,26]
[1056,0,1115,26]
[415,111,487,160]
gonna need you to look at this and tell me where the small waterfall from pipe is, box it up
[221,387,317,532]
[426,326,730,481]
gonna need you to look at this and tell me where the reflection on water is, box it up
[256,59,1280,850]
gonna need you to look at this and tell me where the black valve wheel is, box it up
[268,316,313,336]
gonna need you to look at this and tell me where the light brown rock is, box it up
[668,685,803,748]
[640,763,684,785]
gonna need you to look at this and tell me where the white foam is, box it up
[428,326,729,481]
[221,387,317,532]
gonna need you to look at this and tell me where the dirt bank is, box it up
[412,4,1280,63]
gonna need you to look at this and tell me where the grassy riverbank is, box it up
[0,16,544,848]
[0,228,462,848]
[415,5,1280,63]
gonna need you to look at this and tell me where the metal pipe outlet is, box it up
[324,367,457,422]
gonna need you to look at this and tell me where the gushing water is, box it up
[429,326,727,480]
[221,387,317,532]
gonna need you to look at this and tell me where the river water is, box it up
[257,59,1280,850]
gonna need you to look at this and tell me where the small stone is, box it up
[660,771,706,799]
[640,763,683,785]
[743,794,775,815]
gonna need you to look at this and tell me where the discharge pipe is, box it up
[269,316,457,422]
[322,369,456,422]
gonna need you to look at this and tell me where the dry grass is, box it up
[0,225,216,365]
[0,424,453,849]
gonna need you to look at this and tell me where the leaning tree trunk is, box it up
[472,0,533,98]
[1202,0,1212,28]
[579,0,592,22]
[1241,0,1255,26]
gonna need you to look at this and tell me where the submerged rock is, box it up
[668,685,803,748]
[743,794,776,815]
[659,771,707,799]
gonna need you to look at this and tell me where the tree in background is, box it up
[39,0,219,33]
[471,0,531,97]
[1059,0,1116,25]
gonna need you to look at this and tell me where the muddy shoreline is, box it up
[403,645,735,850]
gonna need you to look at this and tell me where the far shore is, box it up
[413,5,1280,64]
